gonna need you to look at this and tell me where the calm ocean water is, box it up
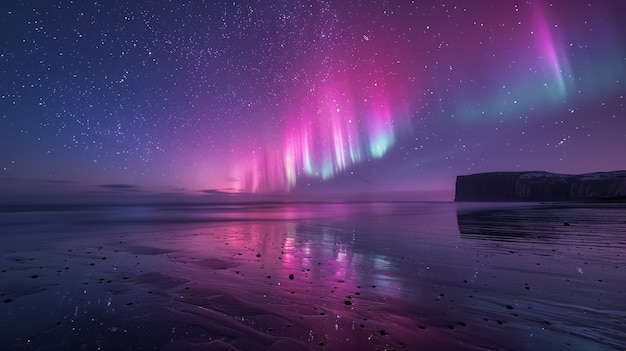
[1,202,625,350]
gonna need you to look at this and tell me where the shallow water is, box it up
[0,202,625,350]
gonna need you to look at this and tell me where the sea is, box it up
[0,201,624,351]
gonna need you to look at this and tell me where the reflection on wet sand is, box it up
[159,221,433,350]
[0,202,625,350]
[457,204,570,241]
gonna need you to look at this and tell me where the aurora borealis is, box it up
[1,1,625,200]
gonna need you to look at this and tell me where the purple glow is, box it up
[234,75,410,192]
[0,1,624,199]
[533,4,573,96]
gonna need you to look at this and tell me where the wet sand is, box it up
[1,202,625,350]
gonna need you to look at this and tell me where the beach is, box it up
[1,202,625,350]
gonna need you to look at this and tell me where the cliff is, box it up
[455,171,626,202]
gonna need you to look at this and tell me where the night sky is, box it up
[1,1,625,201]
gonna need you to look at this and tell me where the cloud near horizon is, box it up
[96,184,141,192]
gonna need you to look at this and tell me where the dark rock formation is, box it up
[455,171,626,201]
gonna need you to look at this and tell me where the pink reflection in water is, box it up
[3,203,623,350]
[154,217,449,350]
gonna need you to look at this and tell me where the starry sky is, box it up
[1,0,625,202]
